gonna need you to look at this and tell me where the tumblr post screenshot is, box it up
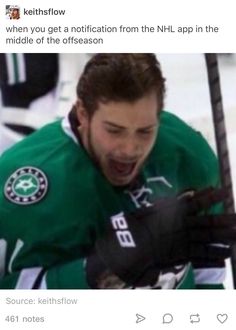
[0,0,236,329]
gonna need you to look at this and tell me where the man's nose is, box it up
[119,139,140,158]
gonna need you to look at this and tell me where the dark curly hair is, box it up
[76,54,166,117]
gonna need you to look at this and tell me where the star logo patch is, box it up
[4,167,48,205]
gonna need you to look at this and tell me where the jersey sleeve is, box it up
[0,259,91,289]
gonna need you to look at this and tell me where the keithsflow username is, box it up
[5,297,78,305]
[23,8,66,15]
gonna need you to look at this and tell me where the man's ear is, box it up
[75,99,89,127]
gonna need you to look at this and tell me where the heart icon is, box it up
[217,314,228,324]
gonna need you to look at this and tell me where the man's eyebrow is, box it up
[103,121,157,130]
[103,121,125,129]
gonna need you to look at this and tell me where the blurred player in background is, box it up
[0,53,236,289]
[0,54,59,153]
[0,53,90,154]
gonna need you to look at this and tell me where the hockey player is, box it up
[0,53,92,154]
[0,53,236,289]
[0,54,59,153]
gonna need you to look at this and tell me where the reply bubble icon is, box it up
[162,313,174,324]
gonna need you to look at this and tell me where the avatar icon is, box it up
[6,5,20,19]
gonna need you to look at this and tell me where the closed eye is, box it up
[138,129,155,135]
[106,128,123,135]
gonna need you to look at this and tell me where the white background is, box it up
[0,290,236,329]
[1,0,236,52]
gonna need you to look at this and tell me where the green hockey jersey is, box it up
[0,110,225,289]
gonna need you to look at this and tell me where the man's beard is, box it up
[86,128,101,170]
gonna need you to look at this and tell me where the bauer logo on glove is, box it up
[111,212,136,248]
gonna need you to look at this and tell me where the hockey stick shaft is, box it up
[205,53,236,288]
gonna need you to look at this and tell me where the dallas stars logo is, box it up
[4,167,48,205]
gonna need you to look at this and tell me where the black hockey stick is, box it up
[205,53,236,288]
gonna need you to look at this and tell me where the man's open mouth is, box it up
[108,159,137,177]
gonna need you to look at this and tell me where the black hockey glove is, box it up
[86,187,236,288]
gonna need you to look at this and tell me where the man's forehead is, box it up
[95,102,158,130]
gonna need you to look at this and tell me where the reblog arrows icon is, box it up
[136,314,146,323]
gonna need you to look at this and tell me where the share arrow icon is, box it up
[136,314,146,323]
